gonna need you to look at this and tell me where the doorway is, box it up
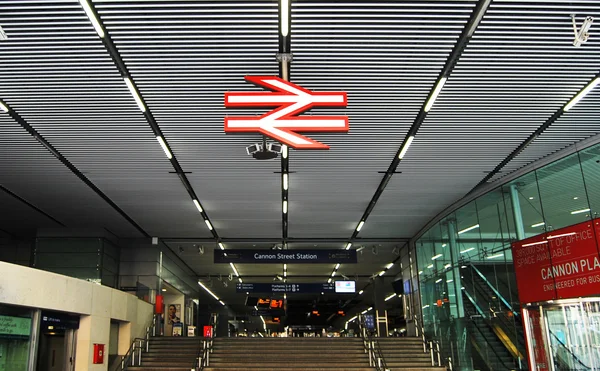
[523,298,600,370]
[36,330,76,371]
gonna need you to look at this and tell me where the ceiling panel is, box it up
[288,0,476,236]
[0,116,142,236]
[94,0,282,238]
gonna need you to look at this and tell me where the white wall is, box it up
[0,261,153,371]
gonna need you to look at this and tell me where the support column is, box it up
[447,220,464,318]
[372,277,388,337]
[509,184,526,240]
[75,315,110,371]
[27,309,41,371]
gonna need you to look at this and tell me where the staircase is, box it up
[377,338,446,371]
[128,337,202,371]
[205,337,372,371]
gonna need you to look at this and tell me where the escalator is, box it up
[462,264,528,370]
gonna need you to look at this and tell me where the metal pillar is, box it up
[27,309,41,371]
[447,221,464,318]
[509,184,526,240]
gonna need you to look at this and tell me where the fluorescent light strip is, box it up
[193,199,203,213]
[123,78,146,112]
[446,279,453,283]
[205,220,213,231]
[424,77,447,112]
[218,243,225,250]
[282,145,288,159]
[0,102,8,113]
[398,135,415,159]
[564,78,600,111]
[521,240,548,248]
[78,0,105,38]
[283,200,288,214]
[418,270,423,275]
[331,271,336,277]
[361,309,368,315]
[280,0,289,37]
[334,263,340,270]
[435,278,442,283]
[385,294,396,301]
[358,290,364,295]
[385,263,394,269]
[345,242,352,250]
[283,173,289,190]
[349,315,357,322]
[547,232,577,239]
[238,278,243,283]
[230,263,239,277]
[427,264,434,269]
[367,307,372,312]
[431,254,443,260]
[460,247,475,254]
[444,264,451,269]
[422,305,430,309]
[198,282,219,301]
[356,221,365,232]
[284,264,287,270]
[531,222,545,228]
[458,224,479,235]
[327,278,332,283]
[283,271,287,277]
[486,253,504,260]
[571,208,591,215]
[219,300,225,306]
[155,136,172,159]
[378,270,386,276]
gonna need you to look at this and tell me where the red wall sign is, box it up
[224,76,348,150]
[512,219,600,303]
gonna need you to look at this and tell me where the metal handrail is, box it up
[197,313,217,370]
[119,314,159,370]
[357,316,388,371]
[415,316,445,368]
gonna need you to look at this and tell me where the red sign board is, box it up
[224,76,348,149]
[512,219,600,303]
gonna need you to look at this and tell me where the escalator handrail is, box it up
[469,264,517,316]
[549,330,592,370]
[464,293,516,371]
[465,279,527,354]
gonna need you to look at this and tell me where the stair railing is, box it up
[357,315,389,371]
[415,316,446,369]
[196,312,217,370]
[118,313,159,371]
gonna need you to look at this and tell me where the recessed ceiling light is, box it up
[161,288,167,292]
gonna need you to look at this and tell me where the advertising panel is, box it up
[512,220,600,303]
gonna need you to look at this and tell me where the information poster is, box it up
[0,315,31,336]
[512,220,600,303]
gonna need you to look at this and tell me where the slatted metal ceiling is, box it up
[0,1,599,309]
[289,0,476,237]
[94,0,281,237]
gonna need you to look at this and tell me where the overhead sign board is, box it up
[237,282,358,294]
[512,219,600,303]
[224,76,348,149]
[214,249,357,264]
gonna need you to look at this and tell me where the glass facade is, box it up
[414,142,600,371]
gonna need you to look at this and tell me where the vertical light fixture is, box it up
[280,0,290,37]
[205,220,213,230]
[283,173,289,190]
[283,200,288,214]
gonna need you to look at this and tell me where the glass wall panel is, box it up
[536,153,591,231]
[577,145,600,220]
[414,138,600,370]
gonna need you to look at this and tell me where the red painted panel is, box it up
[512,219,600,303]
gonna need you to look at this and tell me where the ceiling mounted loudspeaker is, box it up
[572,14,594,47]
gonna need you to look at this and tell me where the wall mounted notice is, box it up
[512,219,600,303]
[0,315,31,336]
[215,249,357,264]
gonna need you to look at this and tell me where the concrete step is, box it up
[212,349,364,355]
[128,368,193,371]
[384,356,432,362]
[205,368,374,371]
[386,361,438,367]
[210,355,367,361]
